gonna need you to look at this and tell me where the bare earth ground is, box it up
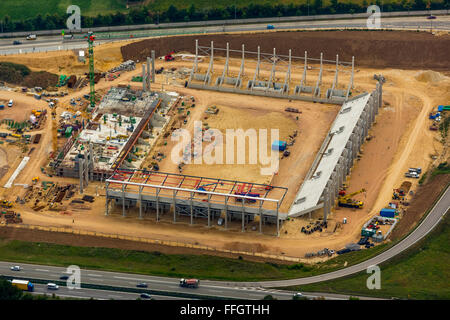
[0,33,449,260]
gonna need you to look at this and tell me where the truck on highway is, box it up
[11,279,34,292]
[179,278,199,288]
[267,24,275,29]
[26,34,37,40]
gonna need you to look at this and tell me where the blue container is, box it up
[438,105,444,112]
[272,140,287,151]
[380,208,396,218]
[0,105,4,110]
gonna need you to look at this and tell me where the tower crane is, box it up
[87,31,96,111]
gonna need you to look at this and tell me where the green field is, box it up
[286,214,450,299]
[1,0,444,21]
[0,0,127,20]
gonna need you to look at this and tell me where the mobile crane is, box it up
[338,188,366,209]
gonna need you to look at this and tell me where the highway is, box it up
[0,261,377,300]
[0,15,449,55]
[1,185,447,300]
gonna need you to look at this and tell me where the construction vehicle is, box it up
[1,200,13,208]
[164,51,175,61]
[179,278,199,288]
[11,279,34,292]
[338,189,365,209]
[393,181,412,200]
[32,176,39,184]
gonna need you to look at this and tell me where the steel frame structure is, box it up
[105,170,288,236]
[188,40,355,104]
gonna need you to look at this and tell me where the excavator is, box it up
[338,188,366,209]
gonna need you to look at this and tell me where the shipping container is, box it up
[380,208,396,218]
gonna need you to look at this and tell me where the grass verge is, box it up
[0,236,391,282]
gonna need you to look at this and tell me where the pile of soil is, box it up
[0,61,58,89]
[21,71,58,89]
[390,174,450,240]
[121,31,450,70]
[415,70,447,83]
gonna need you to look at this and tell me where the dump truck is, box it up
[11,279,34,292]
[179,278,199,288]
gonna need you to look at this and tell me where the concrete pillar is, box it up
[241,198,245,233]
[139,186,143,219]
[122,184,126,217]
[105,182,109,216]
[147,57,151,91]
[207,193,211,227]
[276,202,280,237]
[156,188,160,222]
[190,191,194,225]
[224,196,229,229]
[151,50,155,83]
[79,158,84,194]
[173,189,176,223]
[142,64,146,92]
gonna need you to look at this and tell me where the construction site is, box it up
[0,29,449,259]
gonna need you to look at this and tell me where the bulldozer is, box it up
[338,188,366,209]
[32,176,40,184]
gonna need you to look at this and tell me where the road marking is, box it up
[35,269,50,272]
[87,273,103,277]
[113,276,173,285]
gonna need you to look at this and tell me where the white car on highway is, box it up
[10,265,21,271]
[47,283,59,290]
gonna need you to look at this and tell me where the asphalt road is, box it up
[0,262,375,300]
[29,283,183,300]
[0,15,449,55]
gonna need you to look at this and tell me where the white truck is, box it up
[26,34,37,40]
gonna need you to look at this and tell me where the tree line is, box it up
[0,0,448,33]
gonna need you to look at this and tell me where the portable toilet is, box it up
[272,140,287,151]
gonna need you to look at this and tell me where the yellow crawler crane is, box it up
[338,188,366,209]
